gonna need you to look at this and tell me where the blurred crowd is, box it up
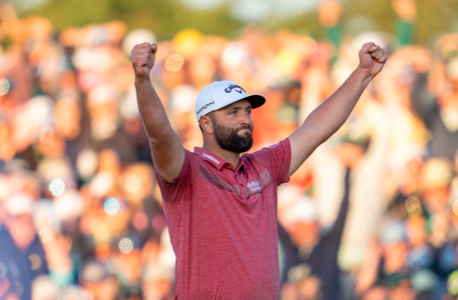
[1,0,458,299]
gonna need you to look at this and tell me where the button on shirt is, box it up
[155,139,291,300]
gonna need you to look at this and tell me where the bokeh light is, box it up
[39,227,53,244]
[230,0,270,22]
[82,262,104,283]
[405,157,422,172]
[222,47,243,65]
[297,37,318,55]
[132,212,148,231]
[124,174,141,193]
[76,149,98,179]
[29,254,42,270]
[152,214,167,233]
[0,79,10,96]
[448,270,458,295]
[39,126,55,144]
[453,201,458,215]
[104,197,120,215]
[27,96,53,126]
[118,237,134,254]
[165,54,184,72]
[405,196,422,216]
[123,28,157,55]
[288,263,311,283]
[49,178,65,197]
[172,29,203,57]
[424,230,434,243]
[90,172,114,198]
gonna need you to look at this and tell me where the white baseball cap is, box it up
[195,80,266,121]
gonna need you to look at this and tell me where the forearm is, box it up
[302,67,373,142]
[288,43,386,176]
[132,43,185,180]
[135,77,174,144]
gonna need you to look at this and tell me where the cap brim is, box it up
[242,94,266,109]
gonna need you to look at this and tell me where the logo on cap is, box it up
[224,84,245,94]
[196,101,215,116]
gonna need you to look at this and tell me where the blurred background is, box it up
[1,0,458,299]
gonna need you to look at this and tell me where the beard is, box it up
[213,121,253,153]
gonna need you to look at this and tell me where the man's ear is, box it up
[200,115,214,134]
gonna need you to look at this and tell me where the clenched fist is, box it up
[358,42,387,77]
[131,43,158,79]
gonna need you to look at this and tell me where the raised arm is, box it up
[131,43,185,181]
[288,42,387,176]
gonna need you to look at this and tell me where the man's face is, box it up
[211,100,253,153]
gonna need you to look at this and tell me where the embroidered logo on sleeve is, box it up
[203,153,220,164]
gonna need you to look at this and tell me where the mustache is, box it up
[237,124,253,132]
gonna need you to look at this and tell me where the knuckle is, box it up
[133,43,150,51]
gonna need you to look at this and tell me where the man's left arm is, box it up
[288,42,387,176]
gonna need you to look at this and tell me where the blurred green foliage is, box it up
[10,0,458,45]
[12,0,243,39]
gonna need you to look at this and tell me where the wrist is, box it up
[354,66,376,83]
[135,75,151,85]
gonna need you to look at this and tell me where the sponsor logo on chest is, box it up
[247,181,261,191]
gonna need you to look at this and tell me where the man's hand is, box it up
[131,43,158,79]
[358,42,387,77]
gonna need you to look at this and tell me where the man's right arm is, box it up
[132,43,185,181]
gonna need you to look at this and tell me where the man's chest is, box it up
[195,163,273,201]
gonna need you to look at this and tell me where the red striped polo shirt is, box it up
[155,138,291,300]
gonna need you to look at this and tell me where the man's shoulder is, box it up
[154,149,201,185]
[242,139,291,185]
[243,139,290,160]
[186,148,204,161]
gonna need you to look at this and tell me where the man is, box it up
[131,41,386,299]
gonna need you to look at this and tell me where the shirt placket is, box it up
[236,172,247,201]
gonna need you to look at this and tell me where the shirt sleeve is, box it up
[249,138,291,186]
[154,150,197,203]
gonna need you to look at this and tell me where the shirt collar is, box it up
[194,147,245,172]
